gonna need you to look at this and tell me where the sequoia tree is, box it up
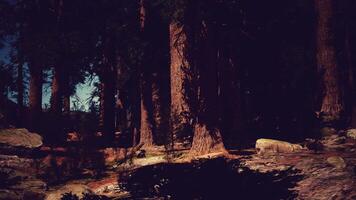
[170,22,193,148]
[139,0,170,147]
[28,58,43,132]
[138,0,154,147]
[315,0,344,125]
[189,3,226,155]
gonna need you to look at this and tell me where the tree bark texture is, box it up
[315,0,344,124]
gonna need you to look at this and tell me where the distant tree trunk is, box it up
[99,82,105,133]
[102,68,116,141]
[129,70,141,147]
[63,95,70,115]
[190,21,226,155]
[0,87,4,108]
[315,0,344,125]
[170,22,193,148]
[17,61,24,126]
[50,66,63,114]
[28,60,42,132]
[50,65,66,140]
[97,33,117,142]
[98,66,116,142]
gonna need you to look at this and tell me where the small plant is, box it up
[60,192,79,200]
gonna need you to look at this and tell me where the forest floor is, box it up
[45,136,356,199]
[1,129,356,199]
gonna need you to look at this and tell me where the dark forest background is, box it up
[1,0,356,154]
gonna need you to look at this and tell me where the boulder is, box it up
[0,155,36,173]
[326,156,346,169]
[0,128,42,149]
[255,138,304,155]
[346,129,356,140]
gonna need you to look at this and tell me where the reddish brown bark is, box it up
[63,94,70,115]
[50,66,63,115]
[138,0,170,147]
[102,68,116,140]
[315,0,344,124]
[190,21,226,155]
[139,94,154,147]
[98,68,116,140]
[96,32,117,141]
[170,22,193,147]
[138,0,153,147]
[28,60,42,132]
[344,0,356,127]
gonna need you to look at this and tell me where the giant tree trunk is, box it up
[190,21,226,156]
[28,61,42,132]
[139,86,154,147]
[170,23,193,148]
[315,0,344,124]
[218,47,244,147]
[138,0,170,148]
[138,0,153,148]
[150,27,170,146]
[344,0,356,127]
